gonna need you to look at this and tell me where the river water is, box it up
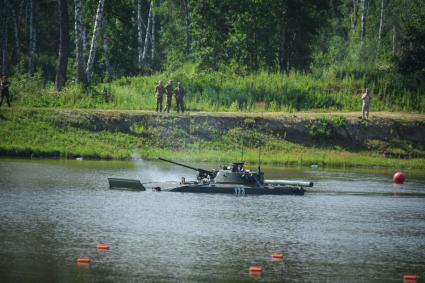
[0,158,424,282]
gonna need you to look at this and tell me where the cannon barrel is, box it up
[158,157,215,177]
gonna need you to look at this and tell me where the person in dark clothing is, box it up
[0,76,11,108]
[164,80,174,113]
[155,80,164,112]
[174,82,185,113]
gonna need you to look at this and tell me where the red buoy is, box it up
[96,244,110,251]
[248,266,262,273]
[271,253,284,259]
[403,275,417,283]
[77,257,91,264]
[393,172,406,184]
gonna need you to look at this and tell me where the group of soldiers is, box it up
[0,75,11,108]
[155,80,185,113]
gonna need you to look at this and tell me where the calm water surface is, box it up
[0,159,424,282]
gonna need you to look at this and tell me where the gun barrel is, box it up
[158,157,199,171]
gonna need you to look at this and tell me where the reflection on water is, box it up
[0,159,424,282]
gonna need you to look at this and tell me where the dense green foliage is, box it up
[1,0,424,105]
[9,63,425,112]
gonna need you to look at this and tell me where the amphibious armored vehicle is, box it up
[108,158,313,195]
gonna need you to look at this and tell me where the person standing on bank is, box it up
[155,80,165,112]
[361,88,371,119]
[0,76,11,108]
[174,82,185,113]
[164,80,174,113]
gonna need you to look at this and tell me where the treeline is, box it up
[0,0,424,98]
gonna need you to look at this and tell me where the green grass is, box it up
[9,64,425,113]
[1,109,424,169]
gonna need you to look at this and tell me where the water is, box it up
[0,159,424,282]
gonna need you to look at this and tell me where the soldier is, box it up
[174,82,185,113]
[0,75,11,108]
[361,88,371,119]
[164,80,174,113]
[155,80,164,112]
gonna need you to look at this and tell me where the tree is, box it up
[85,0,105,83]
[28,0,36,75]
[55,0,70,91]
[74,0,86,83]
[398,0,425,77]
[137,0,144,72]
[2,0,8,75]
[360,0,367,40]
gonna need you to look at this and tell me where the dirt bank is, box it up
[17,108,423,158]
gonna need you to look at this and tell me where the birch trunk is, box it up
[28,0,36,75]
[392,26,397,54]
[278,10,286,73]
[55,0,70,91]
[2,1,8,76]
[378,0,384,42]
[85,0,105,84]
[12,7,21,65]
[151,0,155,62]
[351,0,358,34]
[137,0,144,72]
[185,1,192,53]
[360,0,367,40]
[141,1,152,62]
[102,18,112,81]
[74,0,85,83]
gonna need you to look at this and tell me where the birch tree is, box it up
[12,6,21,65]
[360,0,367,40]
[151,0,155,62]
[137,0,144,72]
[2,0,8,75]
[55,0,70,91]
[378,0,384,42]
[102,18,112,81]
[141,1,152,63]
[28,0,36,75]
[74,0,86,83]
[85,0,105,83]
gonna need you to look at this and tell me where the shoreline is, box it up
[0,108,424,169]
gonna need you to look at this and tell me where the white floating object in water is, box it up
[76,157,83,161]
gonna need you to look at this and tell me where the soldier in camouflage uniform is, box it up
[164,80,174,113]
[155,80,164,112]
[0,76,11,108]
[174,82,185,113]
[361,88,372,119]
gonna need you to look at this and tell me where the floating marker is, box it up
[271,253,284,259]
[249,266,262,273]
[393,172,406,184]
[96,244,110,251]
[403,275,417,283]
[77,257,91,264]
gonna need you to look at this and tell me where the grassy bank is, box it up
[9,64,425,113]
[1,108,424,169]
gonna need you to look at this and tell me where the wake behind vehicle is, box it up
[108,158,313,195]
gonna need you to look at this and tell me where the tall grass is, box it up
[9,64,425,112]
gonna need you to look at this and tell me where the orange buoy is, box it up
[249,266,262,273]
[403,275,417,283]
[96,244,110,251]
[271,253,284,259]
[393,172,406,184]
[77,257,91,264]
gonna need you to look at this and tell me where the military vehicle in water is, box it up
[108,157,313,195]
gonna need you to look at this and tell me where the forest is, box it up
[1,0,424,112]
